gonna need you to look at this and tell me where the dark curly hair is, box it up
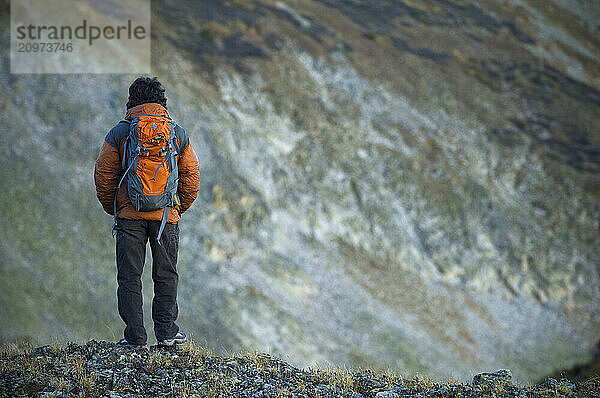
[126,76,167,109]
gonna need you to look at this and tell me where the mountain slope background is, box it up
[0,0,599,382]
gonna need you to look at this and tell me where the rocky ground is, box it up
[0,341,598,397]
[1,0,599,383]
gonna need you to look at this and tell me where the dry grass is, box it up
[0,340,595,397]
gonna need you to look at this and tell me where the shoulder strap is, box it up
[112,120,134,236]
[172,123,189,151]
[112,158,136,236]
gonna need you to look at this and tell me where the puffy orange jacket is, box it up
[94,103,200,223]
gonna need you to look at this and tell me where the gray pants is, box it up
[114,218,179,344]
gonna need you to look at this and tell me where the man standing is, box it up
[94,77,200,348]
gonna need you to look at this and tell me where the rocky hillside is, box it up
[1,340,598,397]
[1,0,599,383]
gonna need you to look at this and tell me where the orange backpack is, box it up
[114,114,181,242]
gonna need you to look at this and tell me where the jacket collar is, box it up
[125,103,170,120]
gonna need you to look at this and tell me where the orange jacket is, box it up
[94,103,200,223]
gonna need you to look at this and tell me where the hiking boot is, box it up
[157,331,187,347]
[117,338,148,350]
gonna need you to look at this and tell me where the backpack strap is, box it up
[167,123,179,171]
[173,139,180,155]
[156,124,178,244]
[172,123,189,152]
[157,207,169,245]
[112,158,136,236]
[119,119,132,169]
[111,119,134,235]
